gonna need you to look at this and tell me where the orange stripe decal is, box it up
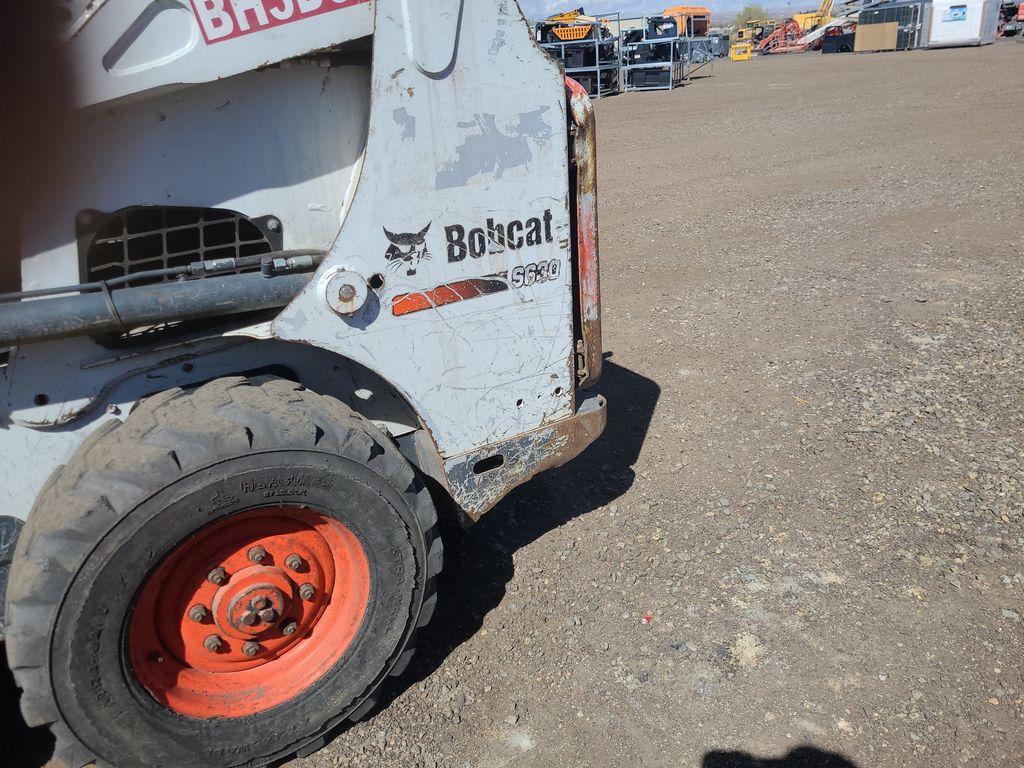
[392,275,508,316]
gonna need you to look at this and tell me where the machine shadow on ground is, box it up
[374,354,661,706]
[2,356,661,764]
[702,747,861,768]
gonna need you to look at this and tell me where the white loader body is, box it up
[2,0,605,524]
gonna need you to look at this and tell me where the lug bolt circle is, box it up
[285,554,304,572]
[242,641,260,657]
[203,635,223,653]
[299,583,315,601]
[207,567,227,586]
[259,608,278,624]
[247,545,267,564]
[250,596,269,611]
[188,604,208,623]
[282,621,298,636]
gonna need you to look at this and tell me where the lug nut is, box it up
[240,611,259,627]
[259,608,278,624]
[282,620,298,636]
[188,604,208,623]
[203,635,223,653]
[285,554,304,572]
[207,567,227,586]
[299,583,315,601]
[247,545,267,564]
[250,596,269,611]
[242,641,260,657]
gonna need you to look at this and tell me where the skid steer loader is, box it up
[0,2,605,766]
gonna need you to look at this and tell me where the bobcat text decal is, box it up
[446,209,554,262]
[190,0,369,45]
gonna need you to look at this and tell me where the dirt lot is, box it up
[9,39,1024,768]
[285,42,1024,768]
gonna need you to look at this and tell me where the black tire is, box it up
[4,376,441,768]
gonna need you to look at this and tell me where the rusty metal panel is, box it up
[567,77,603,389]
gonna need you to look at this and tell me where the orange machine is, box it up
[662,5,712,36]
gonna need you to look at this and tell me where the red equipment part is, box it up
[757,18,806,53]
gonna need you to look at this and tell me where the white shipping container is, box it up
[927,0,999,46]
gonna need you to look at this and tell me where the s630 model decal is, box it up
[391,260,563,317]
[510,260,560,288]
[190,0,369,45]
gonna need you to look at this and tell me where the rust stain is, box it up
[443,393,607,521]
[566,78,602,388]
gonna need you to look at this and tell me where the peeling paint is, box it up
[436,109,553,189]
[444,392,606,520]
[393,107,416,139]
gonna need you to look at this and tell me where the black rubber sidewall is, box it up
[50,450,423,768]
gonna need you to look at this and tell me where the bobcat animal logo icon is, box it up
[384,223,432,276]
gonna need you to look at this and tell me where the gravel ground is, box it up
[8,39,1024,768]
[289,42,1024,768]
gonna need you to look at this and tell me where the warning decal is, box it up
[190,0,370,45]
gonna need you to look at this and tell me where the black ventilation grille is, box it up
[79,206,282,288]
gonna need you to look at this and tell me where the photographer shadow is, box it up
[703,747,862,768]
[382,353,660,694]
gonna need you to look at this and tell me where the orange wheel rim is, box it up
[128,506,371,718]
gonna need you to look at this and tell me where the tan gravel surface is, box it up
[293,42,1024,768]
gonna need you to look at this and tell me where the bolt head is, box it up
[240,611,259,627]
[259,608,278,624]
[299,583,315,601]
[207,567,227,586]
[282,621,298,636]
[285,554,304,572]
[247,545,267,564]
[250,596,270,611]
[242,641,260,657]
[266,218,281,232]
[338,283,357,302]
[188,604,208,623]
[203,635,223,653]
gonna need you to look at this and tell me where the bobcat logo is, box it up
[384,223,432,276]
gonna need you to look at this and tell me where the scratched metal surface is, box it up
[63,0,374,108]
[274,0,577,459]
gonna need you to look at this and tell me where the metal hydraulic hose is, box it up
[0,270,315,347]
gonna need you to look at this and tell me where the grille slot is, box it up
[79,206,281,288]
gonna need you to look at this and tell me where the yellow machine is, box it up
[735,18,777,43]
[793,0,834,31]
[729,41,753,59]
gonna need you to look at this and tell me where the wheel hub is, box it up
[213,566,291,639]
[127,506,370,718]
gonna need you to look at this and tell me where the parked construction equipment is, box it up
[758,0,834,53]
[536,8,622,97]
[622,8,716,91]
[1,2,606,767]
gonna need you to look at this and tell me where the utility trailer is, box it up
[0,2,605,766]
[535,10,623,98]
[622,14,715,91]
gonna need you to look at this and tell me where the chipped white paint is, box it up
[274,0,575,458]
